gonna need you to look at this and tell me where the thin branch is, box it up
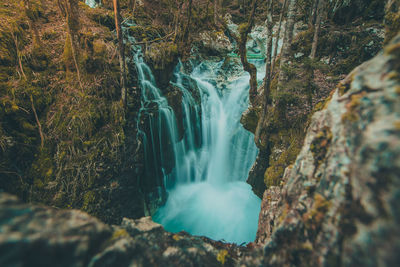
[30,94,45,148]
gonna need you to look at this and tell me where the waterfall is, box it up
[84,2,261,243]
[149,59,262,244]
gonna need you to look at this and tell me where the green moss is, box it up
[303,193,331,229]
[384,10,400,45]
[264,138,302,188]
[145,41,178,70]
[111,228,129,240]
[63,34,74,71]
[82,191,96,211]
[238,23,249,34]
[341,93,364,123]
[310,127,332,168]
[241,107,259,134]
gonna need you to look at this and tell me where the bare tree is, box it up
[277,0,296,90]
[310,0,325,59]
[271,0,288,73]
[113,0,127,107]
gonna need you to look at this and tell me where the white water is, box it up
[150,61,261,244]
[85,0,100,8]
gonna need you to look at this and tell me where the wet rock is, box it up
[144,42,179,91]
[165,85,184,140]
[249,34,400,266]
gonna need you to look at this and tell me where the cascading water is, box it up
[150,61,262,244]
[84,0,263,245]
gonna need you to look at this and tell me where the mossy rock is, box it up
[310,126,332,168]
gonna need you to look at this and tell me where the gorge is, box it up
[1,0,400,266]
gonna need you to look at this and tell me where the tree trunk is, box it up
[183,0,193,42]
[173,0,184,42]
[213,0,221,26]
[272,0,288,74]
[237,0,258,105]
[255,0,274,145]
[113,0,127,107]
[277,0,297,90]
[214,0,218,25]
[264,0,274,106]
[310,0,324,59]
[308,0,319,26]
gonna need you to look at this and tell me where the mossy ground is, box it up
[0,0,141,223]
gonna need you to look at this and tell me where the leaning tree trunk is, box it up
[277,0,297,91]
[272,0,288,73]
[310,0,325,59]
[113,0,127,107]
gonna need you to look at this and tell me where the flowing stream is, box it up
[83,0,269,247]
[136,57,262,244]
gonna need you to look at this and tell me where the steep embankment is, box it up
[0,0,145,224]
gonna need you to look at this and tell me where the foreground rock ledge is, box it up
[0,193,244,267]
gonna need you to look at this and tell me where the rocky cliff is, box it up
[248,33,400,266]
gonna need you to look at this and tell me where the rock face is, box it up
[250,35,400,266]
[0,193,240,267]
[196,31,233,57]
